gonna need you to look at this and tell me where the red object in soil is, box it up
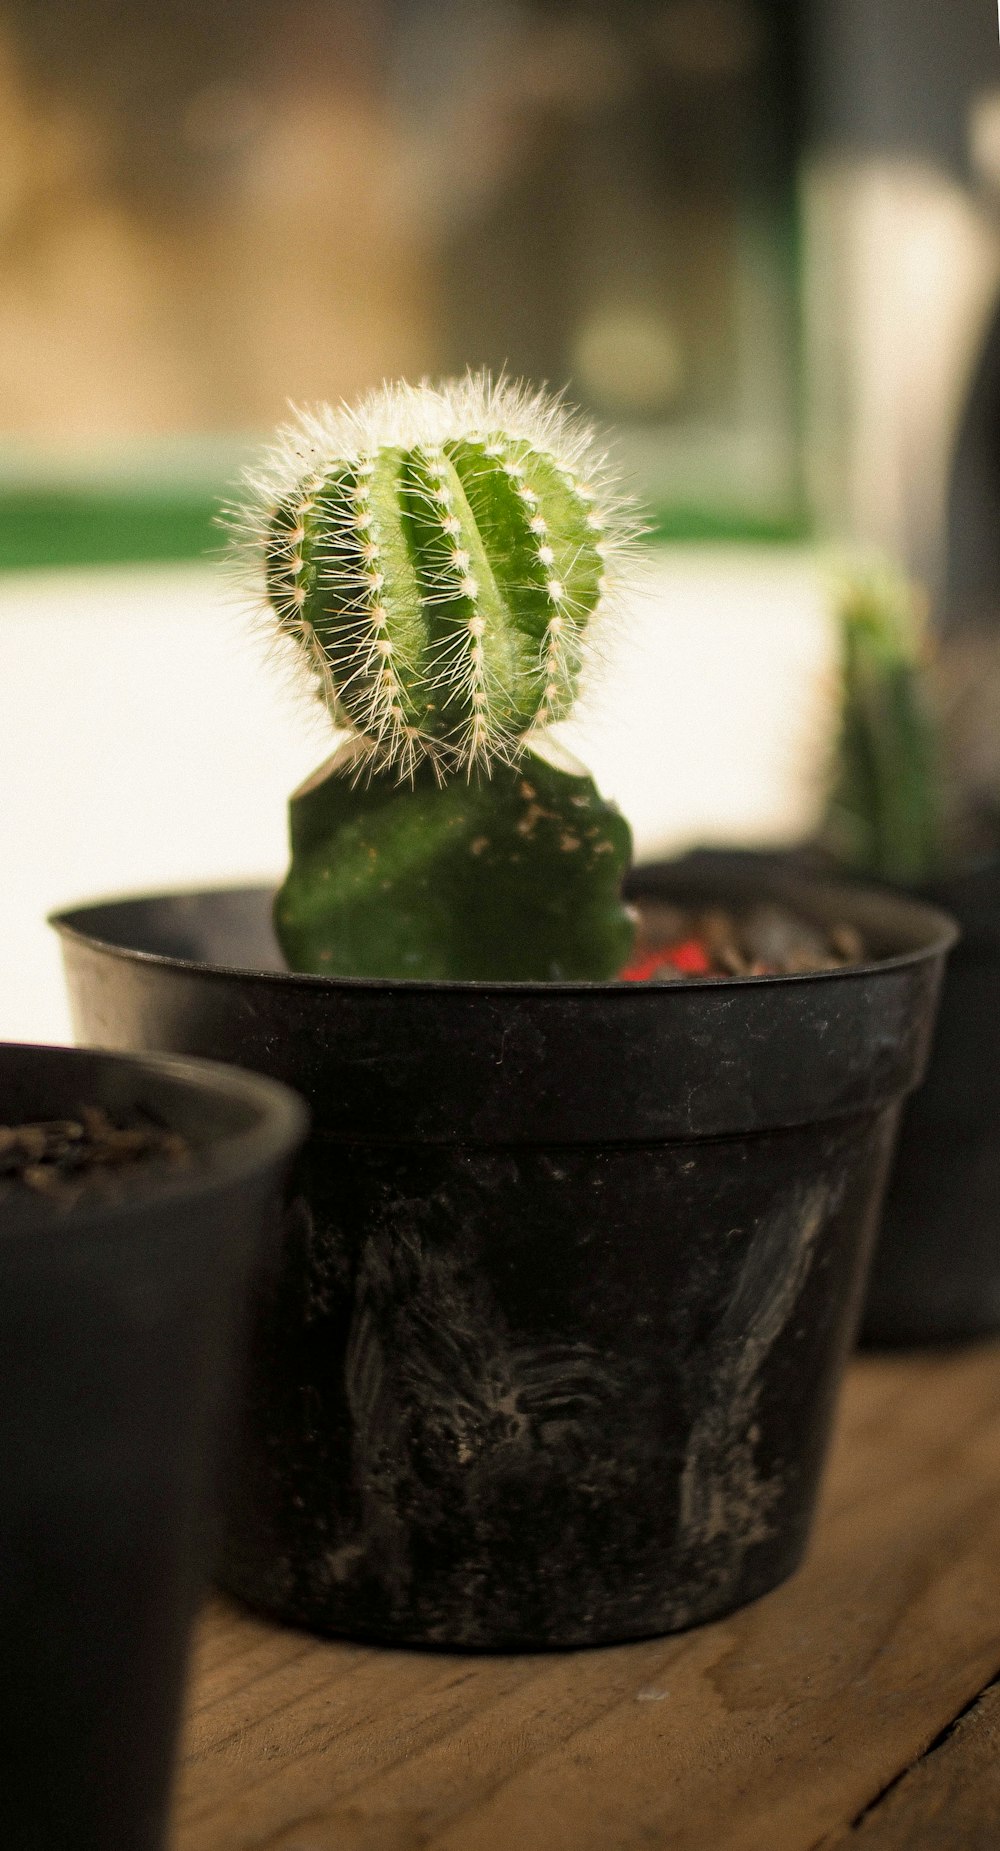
[620,938,712,982]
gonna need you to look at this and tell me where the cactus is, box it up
[230,373,641,979]
[822,570,945,883]
[277,737,635,980]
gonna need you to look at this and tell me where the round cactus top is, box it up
[229,372,642,779]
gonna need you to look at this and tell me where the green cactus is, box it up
[231,373,640,979]
[822,570,945,883]
[277,739,634,980]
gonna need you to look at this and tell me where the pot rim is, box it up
[49,878,958,997]
[0,1039,308,1234]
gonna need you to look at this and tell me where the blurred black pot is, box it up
[862,858,1000,1344]
[0,1041,306,1851]
[52,868,952,1650]
[648,848,1000,1347]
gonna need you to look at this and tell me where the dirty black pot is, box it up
[861,858,1000,1345]
[52,868,954,1651]
[0,1041,306,1851]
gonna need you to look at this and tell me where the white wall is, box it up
[0,551,834,1042]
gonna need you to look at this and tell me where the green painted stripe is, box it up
[644,505,814,545]
[0,490,220,569]
[0,488,814,572]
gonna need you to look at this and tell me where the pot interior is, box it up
[0,1042,306,1228]
[53,863,955,983]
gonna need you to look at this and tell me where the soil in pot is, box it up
[0,1106,189,1203]
[52,870,953,1653]
[0,1042,306,1851]
[621,900,867,981]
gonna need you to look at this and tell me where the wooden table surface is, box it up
[173,1348,1000,1851]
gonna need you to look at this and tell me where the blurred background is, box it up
[2,0,999,1035]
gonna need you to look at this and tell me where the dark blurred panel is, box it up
[807,0,998,180]
[427,1,800,427]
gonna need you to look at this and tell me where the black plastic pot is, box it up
[52,868,954,1650]
[862,859,1000,1344]
[0,1041,306,1851]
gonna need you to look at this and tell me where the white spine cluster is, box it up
[226,370,642,777]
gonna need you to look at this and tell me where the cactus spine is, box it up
[231,374,641,979]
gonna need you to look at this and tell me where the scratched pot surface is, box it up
[219,1112,894,1647]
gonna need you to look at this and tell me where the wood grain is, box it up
[172,1349,1000,1851]
[825,1683,1000,1849]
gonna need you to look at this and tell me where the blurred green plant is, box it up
[821,570,945,884]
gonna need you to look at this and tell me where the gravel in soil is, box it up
[623,903,866,982]
[0,1107,190,1206]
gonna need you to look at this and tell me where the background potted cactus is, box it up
[54,375,955,1649]
[813,569,1000,1344]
